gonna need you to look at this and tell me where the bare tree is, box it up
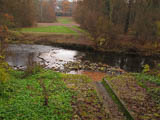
[124,0,133,33]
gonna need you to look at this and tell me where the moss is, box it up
[105,74,160,120]
[102,79,134,120]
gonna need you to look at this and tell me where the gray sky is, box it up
[57,0,73,1]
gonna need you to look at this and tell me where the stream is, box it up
[6,44,160,74]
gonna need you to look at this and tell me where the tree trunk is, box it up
[124,0,133,33]
[106,0,111,19]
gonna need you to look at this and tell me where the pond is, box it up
[6,44,160,73]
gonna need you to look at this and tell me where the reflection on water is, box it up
[39,49,78,69]
[83,52,159,72]
[6,44,81,70]
[6,44,160,72]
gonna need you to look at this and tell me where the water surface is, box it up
[6,44,160,72]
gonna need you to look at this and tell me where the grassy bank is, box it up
[0,69,107,120]
[8,31,95,51]
[8,29,160,56]
[104,73,160,120]
[0,70,74,120]
[7,17,160,56]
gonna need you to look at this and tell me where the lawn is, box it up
[21,26,77,34]
[57,17,73,24]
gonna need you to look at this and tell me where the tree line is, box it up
[0,0,56,28]
[73,0,160,49]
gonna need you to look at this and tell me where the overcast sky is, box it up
[57,0,73,1]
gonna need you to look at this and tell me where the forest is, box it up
[0,0,160,120]
[73,0,160,52]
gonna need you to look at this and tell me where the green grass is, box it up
[0,70,74,120]
[21,26,77,34]
[0,68,107,119]
[134,73,160,86]
[57,17,73,24]
[133,73,160,104]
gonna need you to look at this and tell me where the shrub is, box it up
[0,54,10,95]
[74,0,160,49]
[94,17,119,48]
[133,11,158,44]
[24,53,43,77]
[143,64,150,73]
[0,24,10,93]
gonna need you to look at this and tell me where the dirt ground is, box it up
[15,33,95,48]
[37,22,79,27]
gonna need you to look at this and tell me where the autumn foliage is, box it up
[0,0,36,27]
[38,0,56,23]
[0,14,10,89]
[73,0,160,49]
[61,0,71,16]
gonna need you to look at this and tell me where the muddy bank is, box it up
[9,31,160,56]
[9,32,95,51]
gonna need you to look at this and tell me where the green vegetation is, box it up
[133,73,160,104]
[102,79,134,120]
[21,26,77,34]
[57,17,73,24]
[62,74,107,119]
[133,64,160,104]
[105,73,160,119]
[0,70,74,120]
[0,66,107,120]
[0,61,10,96]
[74,0,160,54]
[134,73,160,86]
[0,61,10,84]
